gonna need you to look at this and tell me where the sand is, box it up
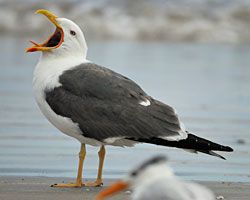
[0,177,249,200]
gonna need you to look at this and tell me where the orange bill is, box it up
[26,9,64,52]
[95,181,129,200]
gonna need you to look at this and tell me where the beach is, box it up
[0,177,250,200]
[1,1,250,199]
[0,39,250,199]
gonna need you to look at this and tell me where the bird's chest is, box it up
[33,73,83,139]
[32,62,102,146]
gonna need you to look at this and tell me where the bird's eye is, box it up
[70,30,76,36]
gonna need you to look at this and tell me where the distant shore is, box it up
[0,176,249,200]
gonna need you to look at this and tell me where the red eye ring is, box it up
[70,30,76,36]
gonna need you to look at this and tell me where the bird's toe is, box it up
[51,182,82,188]
[83,179,103,187]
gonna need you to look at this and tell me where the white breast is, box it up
[32,54,102,146]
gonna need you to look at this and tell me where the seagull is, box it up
[96,156,215,200]
[26,9,233,188]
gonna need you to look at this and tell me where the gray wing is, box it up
[45,62,184,142]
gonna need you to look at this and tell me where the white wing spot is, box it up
[139,99,151,106]
[104,137,123,144]
[180,122,186,132]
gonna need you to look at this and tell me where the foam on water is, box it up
[2,0,250,43]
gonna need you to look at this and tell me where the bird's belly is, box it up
[34,88,102,146]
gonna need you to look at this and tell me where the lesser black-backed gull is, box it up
[26,10,233,188]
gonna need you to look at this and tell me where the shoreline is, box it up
[0,176,249,200]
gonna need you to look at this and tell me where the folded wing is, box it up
[45,62,186,142]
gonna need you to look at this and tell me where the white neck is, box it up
[33,52,88,92]
[44,53,84,63]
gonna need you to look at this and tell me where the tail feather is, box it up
[132,132,233,159]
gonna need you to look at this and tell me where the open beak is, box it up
[26,9,64,52]
[95,181,129,200]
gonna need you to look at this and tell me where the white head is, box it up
[127,156,174,188]
[96,156,174,200]
[26,9,87,60]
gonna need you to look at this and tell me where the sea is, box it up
[0,37,250,183]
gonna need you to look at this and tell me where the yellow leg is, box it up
[51,143,86,188]
[84,145,106,187]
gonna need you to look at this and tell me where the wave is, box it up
[1,0,250,43]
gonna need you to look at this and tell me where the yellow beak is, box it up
[26,9,64,52]
[95,181,129,200]
[35,9,61,28]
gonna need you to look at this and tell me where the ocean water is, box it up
[3,0,250,43]
[0,37,250,183]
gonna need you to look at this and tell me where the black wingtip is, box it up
[198,150,227,160]
[225,146,234,152]
[209,151,226,160]
[130,132,233,160]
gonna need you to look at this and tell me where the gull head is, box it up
[26,9,87,59]
[126,155,173,190]
[96,156,173,200]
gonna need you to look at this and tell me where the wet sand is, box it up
[0,177,249,200]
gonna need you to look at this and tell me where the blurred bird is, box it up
[96,156,215,200]
[26,9,233,188]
